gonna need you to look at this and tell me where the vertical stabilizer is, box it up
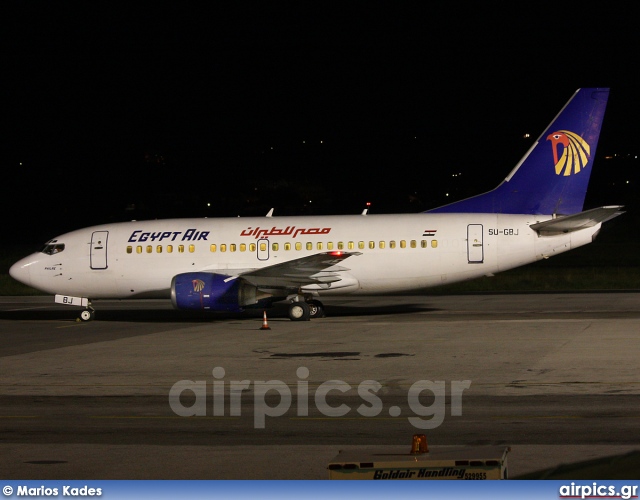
[427,88,609,215]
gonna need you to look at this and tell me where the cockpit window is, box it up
[41,243,65,255]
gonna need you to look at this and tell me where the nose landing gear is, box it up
[79,305,96,322]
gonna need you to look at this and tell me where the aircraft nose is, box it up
[9,258,32,287]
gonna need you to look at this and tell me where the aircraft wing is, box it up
[530,206,624,236]
[230,251,362,289]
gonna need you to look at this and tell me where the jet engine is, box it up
[171,272,269,312]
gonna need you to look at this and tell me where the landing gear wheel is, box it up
[288,301,311,321]
[307,300,325,319]
[79,309,95,322]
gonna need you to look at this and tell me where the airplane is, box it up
[10,88,623,322]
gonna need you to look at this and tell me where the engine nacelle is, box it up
[171,272,252,312]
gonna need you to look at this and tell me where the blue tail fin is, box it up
[427,88,610,215]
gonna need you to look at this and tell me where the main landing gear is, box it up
[287,298,325,321]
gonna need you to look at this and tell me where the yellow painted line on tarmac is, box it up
[491,415,583,420]
[89,416,240,420]
[5,307,53,312]
[0,415,39,418]
[290,417,404,421]
[0,384,173,388]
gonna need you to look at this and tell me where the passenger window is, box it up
[295,242,302,251]
[146,245,152,254]
[369,241,375,249]
[348,241,354,250]
[220,244,226,252]
[327,242,334,250]
[178,245,185,253]
[379,241,385,249]
[285,243,291,251]
[136,246,142,254]
[338,241,344,250]
[230,244,236,252]
[358,241,364,249]
[400,240,406,248]
[410,240,416,248]
[260,243,267,251]
[240,243,246,252]
[306,242,313,251]
[189,244,195,253]
[271,243,277,251]
[250,243,256,252]
[421,240,427,248]
[431,240,438,248]
[167,245,173,253]
[317,242,323,250]
[390,240,396,249]
[210,244,217,252]
[156,245,162,253]
[126,246,133,254]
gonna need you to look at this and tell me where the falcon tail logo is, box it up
[547,130,591,176]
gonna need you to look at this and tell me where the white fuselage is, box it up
[10,213,599,300]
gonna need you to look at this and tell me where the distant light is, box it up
[320,140,323,144]
[523,133,530,138]
[19,162,22,166]
[366,202,371,207]
[445,193,449,197]
[626,181,630,184]
[207,203,211,207]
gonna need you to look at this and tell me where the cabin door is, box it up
[90,231,109,269]
[257,238,270,261]
[467,224,484,263]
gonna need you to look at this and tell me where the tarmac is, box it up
[1,293,639,479]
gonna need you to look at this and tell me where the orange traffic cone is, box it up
[260,310,271,330]
[410,434,428,454]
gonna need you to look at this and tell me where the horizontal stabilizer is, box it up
[530,206,624,235]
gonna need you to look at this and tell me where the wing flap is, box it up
[238,251,362,288]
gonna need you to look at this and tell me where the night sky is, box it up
[2,2,639,245]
